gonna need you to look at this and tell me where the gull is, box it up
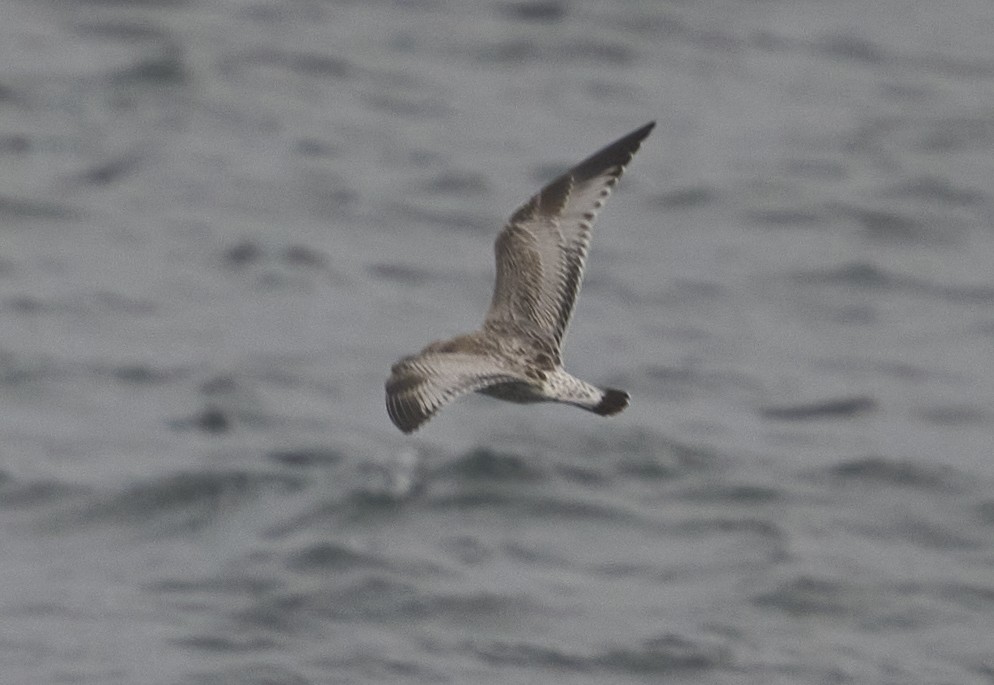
[386,122,654,433]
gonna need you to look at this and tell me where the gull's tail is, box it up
[591,388,630,416]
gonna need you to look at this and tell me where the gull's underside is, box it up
[386,122,655,433]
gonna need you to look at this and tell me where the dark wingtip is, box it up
[592,388,630,416]
[569,122,656,185]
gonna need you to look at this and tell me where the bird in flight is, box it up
[386,122,654,433]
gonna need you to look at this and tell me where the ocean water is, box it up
[2,0,994,683]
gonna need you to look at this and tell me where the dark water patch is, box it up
[746,207,825,227]
[914,52,994,79]
[648,185,718,209]
[293,137,338,157]
[615,455,680,480]
[473,633,729,674]
[385,200,494,233]
[517,495,640,521]
[672,517,784,541]
[796,262,994,303]
[267,446,343,467]
[929,281,994,303]
[420,170,489,195]
[425,489,519,511]
[501,540,574,568]
[437,447,545,482]
[636,363,759,400]
[931,581,994,611]
[362,91,451,118]
[977,500,994,525]
[0,194,77,220]
[596,633,732,674]
[169,406,232,433]
[102,363,178,384]
[881,176,984,206]
[196,407,231,433]
[889,518,980,551]
[820,456,963,492]
[317,651,447,683]
[585,76,643,103]
[294,576,540,624]
[480,39,634,66]
[916,116,994,153]
[109,52,186,85]
[200,375,239,395]
[230,591,316,641]
[676,482,784,504]
[149,575,279,596]
[918,404,990,426]
[178,664,310,685]
[288,541,387,572]
[753,576,867,617]
[814,34,885,63]
[60,470,304,533]
[0,475,88,510]
[4,295,62,315]
[222,49,351,80]
[614,437,719,480]
[828,302,877,325]
[795,261,894,288]
[67,0,189,6]
[336,488,414,519]
[0,134,31,154]
[316,649,453,683]
[499,0,566,23]
[781,158,848,180]
[879,80,935,104]
[847,206,947,244]
[172,634,278,654]
[619,11,738,49]
[223,240,264,267]
[74,20,170,42]
[427,488,642,525]
[368,261,435,285]
[229,589,311,634]
[553,462,611,485]
[472,640,594,670]
[0,349,51,383]
[761,395,876,421]
[282,244,327,268]
[442,534,493,565]
[93,291,159,314]
[418,590,544,624]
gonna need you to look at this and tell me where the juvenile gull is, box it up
[386,122,655,433]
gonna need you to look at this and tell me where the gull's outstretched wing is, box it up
[485,122,654,348]
[385,352,528,433]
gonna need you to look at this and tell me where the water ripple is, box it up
[819,456,965,492]
[472,633,731,675]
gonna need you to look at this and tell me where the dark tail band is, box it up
[592,388,630,416]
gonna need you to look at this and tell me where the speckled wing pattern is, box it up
[386,122,654,434]
[386,353,529,434]
[485,121,655,348]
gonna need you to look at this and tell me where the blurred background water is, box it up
[2,0,994,683]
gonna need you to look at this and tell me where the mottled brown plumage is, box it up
[386,122,654,433]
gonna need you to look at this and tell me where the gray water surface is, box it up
[2,1,994,683]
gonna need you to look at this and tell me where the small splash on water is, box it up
[357,448,423,501]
